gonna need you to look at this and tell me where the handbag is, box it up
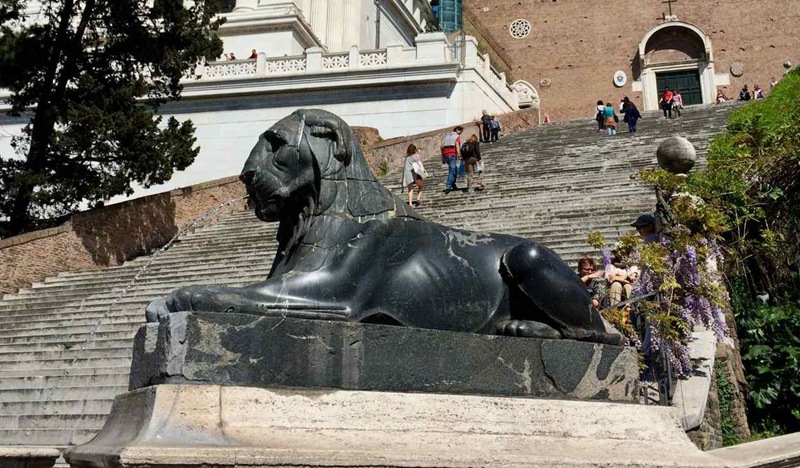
[411,161,426,179]
[476,161,485,173]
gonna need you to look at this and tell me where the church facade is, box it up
[463,0,800,120]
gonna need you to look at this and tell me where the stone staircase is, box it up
[0,103,738,451]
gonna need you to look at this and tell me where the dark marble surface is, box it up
[130,312,639,402]
[146,109,622,346]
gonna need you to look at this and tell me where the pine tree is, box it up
[0,0,225,236]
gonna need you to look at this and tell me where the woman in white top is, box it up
[401,144,427,207]
[671,90,684,117]
[594,100,606,132]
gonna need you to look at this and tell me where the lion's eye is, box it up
[263,132,285,151]
[273,147,294,171]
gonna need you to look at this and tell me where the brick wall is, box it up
[464,0,800,120]
[363,106,540,174]
[0,177,246,296]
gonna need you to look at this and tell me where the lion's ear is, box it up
[297,110,353,166]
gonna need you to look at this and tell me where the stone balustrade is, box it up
[189,34,517,107]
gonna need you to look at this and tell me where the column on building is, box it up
[309,0,329,49]
[326,0,346,51]
[343,0,361,50]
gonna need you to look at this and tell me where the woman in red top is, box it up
[660,88,674,119]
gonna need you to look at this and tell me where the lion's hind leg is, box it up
[500,242,623,345]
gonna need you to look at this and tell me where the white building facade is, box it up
[0,0,522,201]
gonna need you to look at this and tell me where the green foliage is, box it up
[715,360,741,446]
[613,232,641,258]
[586,231,605,249]
[0,0,225,236]
[684,69,800,292]
[635,69,800,434]
[731,277,800,434]
[377,160,390,177]
[635,168,685,195]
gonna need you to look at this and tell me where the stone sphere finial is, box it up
[657,136,697,174]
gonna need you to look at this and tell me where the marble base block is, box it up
[65,384,736,468]
[0,447,61,468]
[129,312,639,402]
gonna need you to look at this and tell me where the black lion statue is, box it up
[146,109,622,345]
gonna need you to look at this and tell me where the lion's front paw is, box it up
[144,286,207,322]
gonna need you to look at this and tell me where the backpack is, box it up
[442,131,459,147]
[461,142,474,156]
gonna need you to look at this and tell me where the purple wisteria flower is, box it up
[602,247,612,268]
[675,247,701,290]
[712,306,728,341]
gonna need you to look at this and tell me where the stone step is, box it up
[0,329,134,345]
[0,102,740,449]
[0,356,131,372]
[0,313,142,330]
[36,263,271,289]
[0,366,129,378]
[1,414,108,431]
[15,271,271,300]
[0,337,133,353]
[0,385,128,402]
[0,373,128,390]
[45,253,273,281]
[0,399,113,417]
[0,280,253,310]
[0,347,131,370]
[0,429,98,446]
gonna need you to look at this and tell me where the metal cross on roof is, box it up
[662,0,678,17]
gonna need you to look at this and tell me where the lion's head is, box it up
[240,109,417,252]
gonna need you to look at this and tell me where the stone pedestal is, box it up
[0,447,60,468]
[65,384,729,468]
[65,311,800,468]
[130,312,639,402]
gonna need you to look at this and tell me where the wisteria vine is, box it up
[588,195,731,378]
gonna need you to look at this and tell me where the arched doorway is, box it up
[635,22,720,110]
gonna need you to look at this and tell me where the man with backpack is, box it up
[738,84,752,101]
[490,116,501,142]
[480,111,492,143]
[441,126,463,193]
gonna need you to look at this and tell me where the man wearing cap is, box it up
[631,213,659,243]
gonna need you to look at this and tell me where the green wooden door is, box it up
[656,70,703,105]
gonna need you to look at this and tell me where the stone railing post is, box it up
[482,53,491,74]
[414,32,448,63]
[256,52,267,74]
[462,35,479,68]
[233,0,258,11]
[306,47,323,73]
[349,45,360,69]
[386,43,405,66]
